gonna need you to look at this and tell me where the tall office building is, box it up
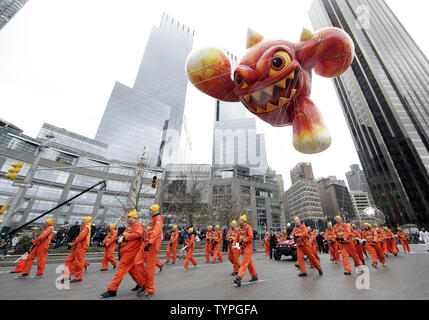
[290,163,315,185]
[309,0,429,228]
[212,50,268,173]
[96,14,194,167]
[346,163,375,205]
[0,0,28,30]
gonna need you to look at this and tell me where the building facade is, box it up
[317,177,356,222]
[95,13,194,167]
[0,121,158,230]
[0,0,28,30]
[309,0,429,229]
[346,164,375,205]
[290,163,315,185]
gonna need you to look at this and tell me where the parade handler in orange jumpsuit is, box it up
[350,224,365,265]
[100,224,117,271]
[289,217,323,277]
[233,214,258,286]
[166,225,179,264]
[182,227,198,270]
[309,228,320,261]
[16,218,54,278]
[227,220,241,275]
[62,216,92,283]
[325,222,340,263]
[205,225,214,262]
[101,210,144,298]
[363,223,386,267]
[212,225,224,263]
[332,216,363,276]
[383,226,398,256]
[397,227,410,253]
[136,204,163,297]
[263,231,270,255]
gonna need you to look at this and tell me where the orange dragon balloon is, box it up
[186,27,354,154]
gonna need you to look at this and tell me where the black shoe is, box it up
[159,264,164,273]
[249,275,258,282]
[113,265,117,270]
[172,262,176,264]
[101,290,116,298]
[371,263,378,268]
[131,285,142,292]
[298,273,307,277]
[318,269,323,276]
[394,253,397,256]
[344,272,352,276]
[137,290,153,297]
[84,265,89,272]
[295,264,299,269]
[234,276,242,287]
[231,272,238,276]
[70,279,82,283]
[361,260,365,265]
[100,269,108,272]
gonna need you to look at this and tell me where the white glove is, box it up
[232,243,240,250]
[181,246,188,251]
[117,236,124,244]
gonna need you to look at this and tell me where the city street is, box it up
[0,244,428,300]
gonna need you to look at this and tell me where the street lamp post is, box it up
[1,135,54,233]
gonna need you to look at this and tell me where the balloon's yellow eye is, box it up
[269,51,291,77]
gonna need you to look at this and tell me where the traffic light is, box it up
[5,162,24,180]
[151,176,157,188]
[0,205,8,214]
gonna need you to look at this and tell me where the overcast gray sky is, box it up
[1,0,428,190]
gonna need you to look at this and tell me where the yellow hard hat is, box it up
[173,225,178,229]
[189,227,194,233]
[294,216,300,222]
[266,231,269,235]
[351,224,356,227]
[127,209,138,219]
[397,227,401,230]
[46,218,55,225]
[327,222,332,227]
[149,204,160,213]
[231,220,237,226]
[208,225,212,229]
[364,223,372,227]
[0,220,3,224]
[307,227,311,231]
[320,232,325,235]
[83,216,92,223]
[374,223,378,226]
[283,228,287,232]
[109,224,116,229]
[239,214,247,222]
[216,225,220,229]
[335,215,342,221]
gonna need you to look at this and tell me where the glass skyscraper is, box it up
[95,14,194,167]
[309,0,429,228]
[0,0,28,30]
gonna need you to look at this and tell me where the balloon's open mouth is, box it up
[239,69,300,114]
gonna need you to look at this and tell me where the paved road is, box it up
[0,244,428,300]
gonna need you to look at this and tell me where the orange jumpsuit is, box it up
[22,225,53,276]
[205,230,214,262]
[333,222,362,273]
[107,221,144,291]
[350,228,365,263]
[310,232,320,261]
[227,227,240,273]
[289,225,321,275]
[377,228,388,255]
[263,235,270,255]
[277,233,288,242]
[363,228,385,266]
[101,228,117,270]
[397,231,410,253]
[212,229,224,263]
[183,234,198,269]
[63,222,91,281]
[385,229,398,255]
[234,222,257,280]
[324,229,340,263]
[166,230,179,263]
[134,213,163,295]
